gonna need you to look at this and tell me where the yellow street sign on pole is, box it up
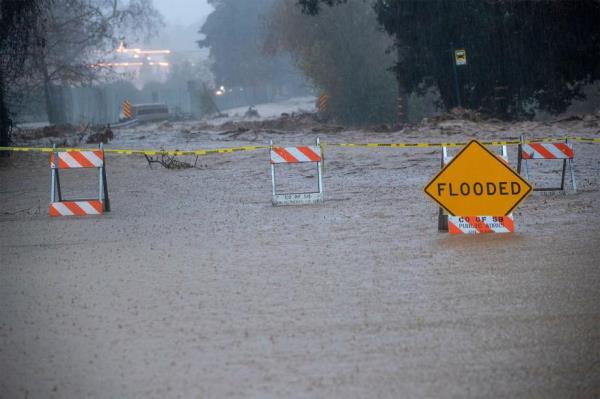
[424,140,532,216]
[455,49,467,66]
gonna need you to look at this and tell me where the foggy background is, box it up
[3,0,599,132]
[150,0,213,52]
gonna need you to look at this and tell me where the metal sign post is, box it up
[451,44,466,108]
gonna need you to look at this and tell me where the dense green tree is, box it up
[299,0,600,118]
[31,0,163,124]
[0,0,45,151]
[198,0,306,104]
[267,0,397,124]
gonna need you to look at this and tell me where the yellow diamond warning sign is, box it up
[424,140,532,216]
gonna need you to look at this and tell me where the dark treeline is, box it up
[2,0,600,140]
[266,0,398,124]
[0,0,162,150]
[199,0,308,108]
[0,0,43,151]
[300,0,600,120]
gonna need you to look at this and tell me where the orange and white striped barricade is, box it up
[448,215,515,234]
[318,93,329,113]
[270,137,323,206]
[517,135,576,192]
[438,144,514,234]
[121,100,134,120]
[49,143,110,216]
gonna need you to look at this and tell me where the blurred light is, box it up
[147,62,170,67]
[116,41,171,55]
[93,62,144,67]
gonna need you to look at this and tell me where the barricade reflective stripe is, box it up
[521,143,574,159]
[270,146,321,164]
[51,150,104,168]
[318,93,328,113]
[448,215,515,234]
[123,100,134,119]
[49,201,104,216]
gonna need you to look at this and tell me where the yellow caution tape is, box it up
[325,136,600,147]
[0,145,269,156]
[571,136,600,143]
[106,145,270,156]
[0,136,598,156]
[327,140,521,148]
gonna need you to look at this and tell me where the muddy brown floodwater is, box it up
[1,124,599,398]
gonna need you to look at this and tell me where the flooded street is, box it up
[1,122,599,398]
[3,0,600,396]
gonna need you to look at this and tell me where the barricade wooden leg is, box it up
[50,168,56,203]
[438,147,449,232]
[438,208,448,232]
[560,159,567,191]
[101,144,110,211]
[316,137,323,195]
[270,140,276,200]
[55,170,62,201]
[569,158,577,192]
[519,135,530,180]
[51,145,59,202]
[102,166,110,211]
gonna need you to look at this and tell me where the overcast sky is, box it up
[147,0,213,52]
[152,0,213,26]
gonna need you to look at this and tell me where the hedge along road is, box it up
[0,128,599,398]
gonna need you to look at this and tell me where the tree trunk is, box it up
[396,71,408,124]
[395,40,409,124]
[0,69,12,156]
[43,75,54,123]
[41,55,66,125]
[492,2,510,119]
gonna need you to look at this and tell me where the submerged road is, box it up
[1,134,599,398]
